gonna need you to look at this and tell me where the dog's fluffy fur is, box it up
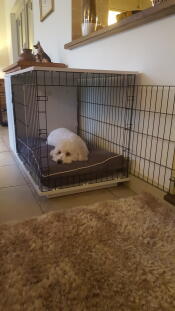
[47,128,89,164]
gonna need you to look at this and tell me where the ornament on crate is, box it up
[151,0,165,5]
[19,48,35,62]
[33,41,51,63]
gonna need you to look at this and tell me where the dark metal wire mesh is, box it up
[130,85,175,193]
[11,70,175,195]
[11,70,135,192]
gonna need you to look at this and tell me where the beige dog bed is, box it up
[0,193,175,310]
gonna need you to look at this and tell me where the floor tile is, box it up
[0,127,9,140]
[108,183,136,199]
[0,141,9,152]
[0,185,42,224]
[0,129,6,136]
[0,131,8,141]
[0,165,26,188]
[0,152,15,166]
[2,136,10,147]
[40,188,116,213]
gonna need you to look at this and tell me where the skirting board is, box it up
[129,170,169,193]
[15,153,129,198]
[128,175,174,207]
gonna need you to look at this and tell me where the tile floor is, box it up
[0,126,136,224]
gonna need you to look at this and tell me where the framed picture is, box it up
[39,0,54,22]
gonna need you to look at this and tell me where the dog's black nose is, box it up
[57,160,62,164]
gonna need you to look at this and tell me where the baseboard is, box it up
[130,169,169,193]
[128,175,171,205]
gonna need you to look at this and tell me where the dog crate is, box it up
[11,67,136,197]
[0,79,8,126]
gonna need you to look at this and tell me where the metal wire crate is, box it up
[11,69,136,196]
[130,85,175,195]
[11,69,175,199]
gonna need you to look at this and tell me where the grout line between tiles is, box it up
[13,157,46,214]
[0,185,29,190]
[0,164,16,167]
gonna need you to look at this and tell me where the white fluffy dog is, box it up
[47,128,89,164]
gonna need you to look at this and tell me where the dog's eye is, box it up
[57,151,61,155]
[66,152,71,157]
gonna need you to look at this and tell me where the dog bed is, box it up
[17,138,127,188]
[1,194,175,310]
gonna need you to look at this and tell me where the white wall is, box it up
[33,0,175,85]
[4,0,16,63]
[66,15,175,85]
[3,0,174,84]
[33,0,72,63]
[0,0,9,77]
[0,0,16,77]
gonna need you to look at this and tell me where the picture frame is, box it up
[39,0,54,22]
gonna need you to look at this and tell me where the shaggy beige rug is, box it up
[0,193,175,311]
